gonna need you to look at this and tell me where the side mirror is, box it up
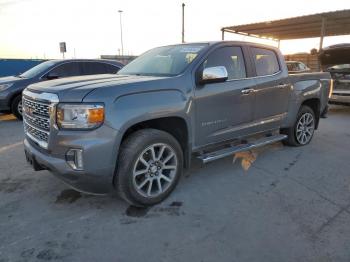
[200,66,228,84]
[45,72,59,80]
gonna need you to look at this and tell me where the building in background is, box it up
[100,55,137,65]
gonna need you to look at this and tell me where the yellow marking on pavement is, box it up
[0,114,17,121]
[0,142,23,154]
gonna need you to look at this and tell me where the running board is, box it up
[197,134,287,164]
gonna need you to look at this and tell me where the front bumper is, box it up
[23,125,120,195]
[329,93,350,105]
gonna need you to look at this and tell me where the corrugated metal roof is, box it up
[222,9,350,40]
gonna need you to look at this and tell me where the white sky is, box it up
[0,0,349,59]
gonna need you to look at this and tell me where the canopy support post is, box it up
[222,29,225,40]
[319,17,326,51]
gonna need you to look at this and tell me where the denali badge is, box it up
[201,119,227,127]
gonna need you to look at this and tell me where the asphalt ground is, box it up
[0,105,350,262]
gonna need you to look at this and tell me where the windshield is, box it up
[118,44,207,76]
[287,63,298,71]
[20,60,57,78]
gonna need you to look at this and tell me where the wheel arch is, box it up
[118,116,192,169]
[301,98,321,129]
[8,90,22,108]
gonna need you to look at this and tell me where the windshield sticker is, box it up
[180,46,205,53]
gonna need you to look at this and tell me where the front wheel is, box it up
[11,95,23,120]
[115,129,183,206]
[282,105,316,146]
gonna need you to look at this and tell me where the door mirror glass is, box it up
[45,72,59,80]
[201,66,228,84]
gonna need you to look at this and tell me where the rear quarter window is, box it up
[251,47,280,76]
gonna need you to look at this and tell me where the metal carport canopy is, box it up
[221,9,350,49]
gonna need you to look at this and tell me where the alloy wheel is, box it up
[132,143,178,198]
[18,100,23,116]
[296,112,314,145]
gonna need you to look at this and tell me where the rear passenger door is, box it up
[250,47,291,131]
[194,45,256,147]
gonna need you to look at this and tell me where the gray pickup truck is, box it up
[23,41,331,206]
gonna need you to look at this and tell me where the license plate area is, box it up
[24,149,46,171]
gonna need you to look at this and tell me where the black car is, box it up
[0,59,123,119]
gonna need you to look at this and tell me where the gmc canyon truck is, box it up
[23,41,331,206]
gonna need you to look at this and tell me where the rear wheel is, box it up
[282,105,315,146]
[115,129,183,206]
[11,95,23,120]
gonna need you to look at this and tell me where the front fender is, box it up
[112,89,190,128]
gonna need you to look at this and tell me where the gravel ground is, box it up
[0,105,350,262]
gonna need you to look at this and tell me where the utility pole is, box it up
[319,17,326,52]
[182,3,185,43]
[118,10,124,56]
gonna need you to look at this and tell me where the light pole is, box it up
[118,10,124,56]
[181,3,185,43]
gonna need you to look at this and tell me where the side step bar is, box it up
[197,134,287,164]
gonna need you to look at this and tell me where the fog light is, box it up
[66,149,84,170]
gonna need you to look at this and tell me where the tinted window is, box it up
[49,62,81,77]
[104,63,120,74]
[251,48,280,76]
[203,46,246,80]
[82,62,120,75]
[287,62,299,72]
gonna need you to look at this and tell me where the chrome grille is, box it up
[24,113,50,131]
[22,90,59,149]
[24,121,49,143]
[23,98,50,118]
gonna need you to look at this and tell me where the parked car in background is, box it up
[0,59,123,119]
[286,61,311,74]
[23,41,331,206]
[320,44,350,105]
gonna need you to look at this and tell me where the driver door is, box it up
[193,46,256,148]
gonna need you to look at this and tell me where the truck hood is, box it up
[26,74,167,102]
[319,44,350,69]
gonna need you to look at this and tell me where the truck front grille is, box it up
[24,120,49,143]
[22,90,59,149]
[23,98,50,118]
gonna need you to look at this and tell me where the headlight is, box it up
[0,83,13,92]
[56,104,104,129]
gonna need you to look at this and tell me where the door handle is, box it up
[276,84,289,89]
[241,88,255,95]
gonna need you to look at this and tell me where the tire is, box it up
[11,95,23,120]
[115,129,184,207]
[282,105,316,146]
